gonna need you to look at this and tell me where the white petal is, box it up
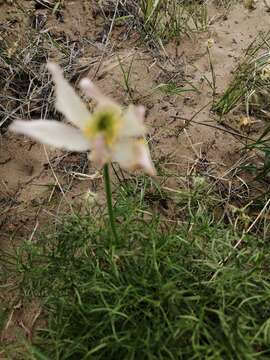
[47,62,91,129]
[79,78,118,108]
[88,135,110,168]
[135,139,156,176]
[9,120,90,151]
[112,140,137,169]
[112,139,156,176]
[121,104,146,137]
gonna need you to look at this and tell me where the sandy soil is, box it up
[1,0,270,347]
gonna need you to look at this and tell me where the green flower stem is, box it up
[103,164,119,245]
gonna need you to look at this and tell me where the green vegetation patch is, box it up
[3,185,270,360]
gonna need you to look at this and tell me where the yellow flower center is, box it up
[83,106,122,146]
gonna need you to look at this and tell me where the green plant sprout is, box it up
[117,54,135,101]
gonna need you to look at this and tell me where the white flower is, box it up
[9,63,156,176]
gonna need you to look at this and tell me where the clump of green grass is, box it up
[245,129,270,180]
[213,32,270,179]
[212,32,270,117]
[99,0,208,46]
[2,179,270,359]
[139,0,208,42]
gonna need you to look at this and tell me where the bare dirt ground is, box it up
[1,0,270,349]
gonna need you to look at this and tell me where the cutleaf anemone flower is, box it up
[10,63,156,176]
